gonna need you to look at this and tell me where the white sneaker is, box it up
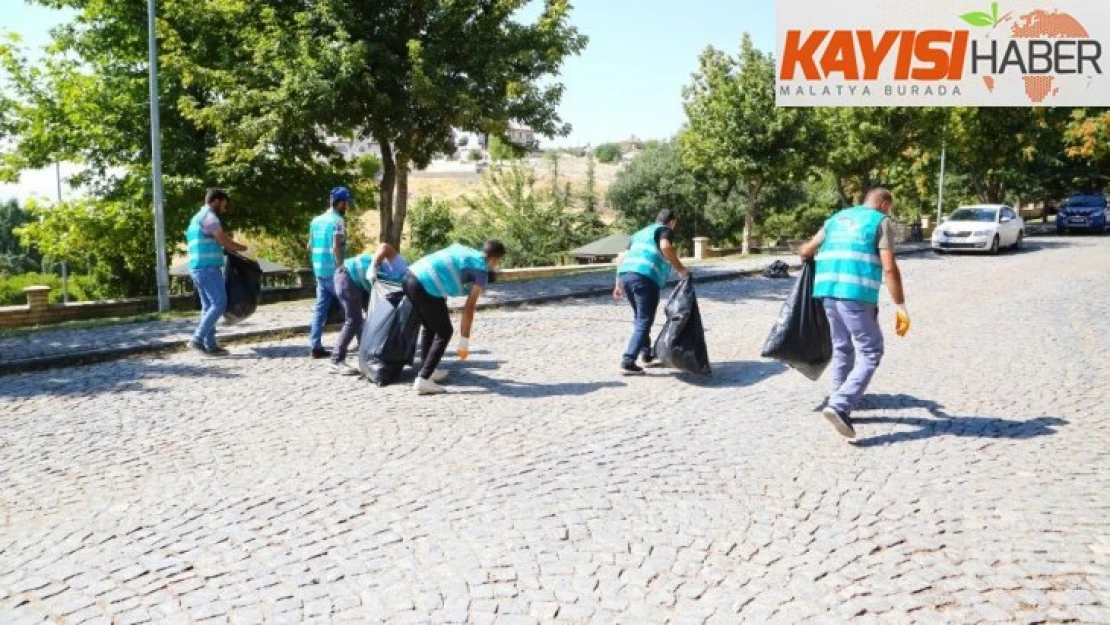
[431,370,449,383]
[330,362,360,376]
[414,376,447,395]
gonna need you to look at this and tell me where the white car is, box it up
[932,205,1025,254]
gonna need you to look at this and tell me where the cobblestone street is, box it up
[1,237,1108,624]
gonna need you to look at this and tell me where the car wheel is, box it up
[1013,231,1024,251]
[989,235,1000,255]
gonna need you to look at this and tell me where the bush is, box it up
[408,196,455,258]
[594,143,622,164]
[0,272,110,306]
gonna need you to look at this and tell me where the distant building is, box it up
[327,135,381,160]
[618,135,643,154]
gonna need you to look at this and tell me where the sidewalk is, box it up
[0,245,931,373]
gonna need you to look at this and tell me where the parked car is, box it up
[932,205,1024,254]
[1056,193,1108,234]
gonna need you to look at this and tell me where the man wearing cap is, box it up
[328,243,409,376]
[307,187,351,359]
[613,209,689,375]
[184,188,247,357]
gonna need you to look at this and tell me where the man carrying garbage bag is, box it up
[799,188,910,439]
[184,188,247,357]
[403,240,506,395]
[613,209,689,376]
[328,243,408,376]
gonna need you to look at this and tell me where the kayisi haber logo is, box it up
[776,1,1106,105]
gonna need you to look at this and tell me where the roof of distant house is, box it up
[568,232,631,258]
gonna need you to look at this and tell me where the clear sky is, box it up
[1,0,776,199]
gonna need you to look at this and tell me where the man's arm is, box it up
[372,243,397,268]
[612,252,626,298]
[332,232,344,268]
[460,286,481,339]
[880,249,905,306]
[799,229,825,259]
[213,230,247,253]
[658,239,689,278]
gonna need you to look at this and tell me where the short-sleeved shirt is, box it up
[813,217,893,250]
[655,227,675,247]
[460,267,488,290]
[200,212,222,236]
[333,219,346,240]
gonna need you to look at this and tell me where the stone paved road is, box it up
[1,253,818,369]
[1,237,1107,624]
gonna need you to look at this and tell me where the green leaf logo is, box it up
[959,2,1001,27]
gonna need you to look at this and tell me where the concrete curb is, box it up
[0,245,933,375]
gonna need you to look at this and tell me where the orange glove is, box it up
[895,306,911,337]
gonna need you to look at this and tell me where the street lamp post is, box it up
[55,161,68,304]
[147,0,171,312]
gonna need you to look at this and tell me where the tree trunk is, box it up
[741,185,759,256]
[377,140,397,246]
[835,177,852,207]
[388,158,410,249]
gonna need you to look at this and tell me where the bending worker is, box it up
[613,209,688,375]
[307,186,351,359]
[329,243,408,376]
[403,240,506,395]
[799,187,910,439]
[185,188,247,357]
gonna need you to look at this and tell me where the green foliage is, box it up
[408,196,456,258]
[0,198,41,274]
[468,149,484,162]
[0,271,119,306]
[455,163,607,268]
[582,154,599,214]
[16,195,158,296]
[679,34,821,253]
[488,136,527,162]
[594,143,622,164]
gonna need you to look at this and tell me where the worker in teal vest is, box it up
[613,209,689,375]
[799,188,910,439]
[328,243,409,376]
[306,186,350,359]
[403,240,506,395]
[184,188,247,357]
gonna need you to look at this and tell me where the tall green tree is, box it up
[0,1,350,294]
[304,0,587,249]
[0,198,41,274]
[679,34,820,254]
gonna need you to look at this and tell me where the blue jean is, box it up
[331,267,369,364]
[823,298,884,416]
[191,267,226,349]
[309,273,337,349]
[620,272,661,363]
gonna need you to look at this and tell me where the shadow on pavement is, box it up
[0,360,240,399]
[450,371,625,398]
[655,360,787,388]
[847,394,1067,448]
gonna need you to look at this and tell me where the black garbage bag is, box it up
[358,281,420,386]
[762,260,791,279]
[760,259,832,381]
[653,277,712,376]
[223,251,263,324]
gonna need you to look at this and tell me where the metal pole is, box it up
[55,162,68,304]
[936,132,947,226]
[147,0,170,312]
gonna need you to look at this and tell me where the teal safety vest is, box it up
[813,206,886,305]
[309,209,345,278]
[344,254,374,292]
[410,244,488,298]
[618,224,670,288]
[185,207,225,270]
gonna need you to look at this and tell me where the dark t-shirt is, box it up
[654,227,674,247]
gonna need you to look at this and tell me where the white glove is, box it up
[367,264,379,283]
[457,336,470,360]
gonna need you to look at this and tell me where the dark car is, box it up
[1057,193,1108,234]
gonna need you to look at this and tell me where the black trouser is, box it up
[403,272,454,380]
